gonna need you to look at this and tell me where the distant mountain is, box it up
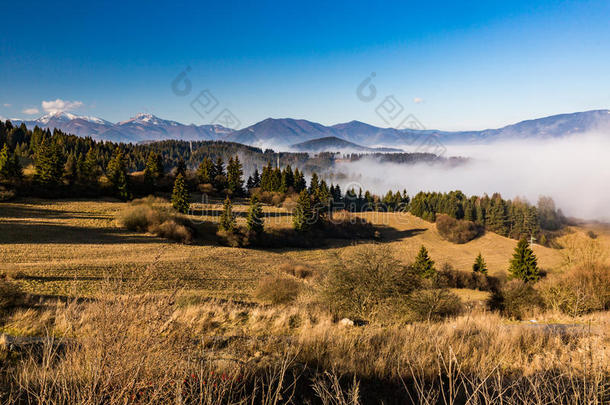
[9,109,609,147]
[224,118,334,146]
[291,136,403,153]
[13,112,232,143]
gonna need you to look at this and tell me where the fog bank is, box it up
[333,133,610,221]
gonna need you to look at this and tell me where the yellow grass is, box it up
[1,198,608,301]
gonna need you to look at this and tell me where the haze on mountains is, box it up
[10,109,610,149]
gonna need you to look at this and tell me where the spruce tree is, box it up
[34,140,65,187]
[227,155,244,195]
[64,153,78,186]
[144,152,164,185]
[219,197,236,231]
[171,173,190,214]
[212,157,226,190]
[197,157,214,184]
[508,238,540,282]
[80,148,100,184]
[309,172,319,194]
[0,144,21,181]
[246,195,264,235]
[473,253,488,274]
[293,190,314,232]
[175,159,187,177]
[413,245,436,278]
[293,169,306,192]
[107,148,129,200]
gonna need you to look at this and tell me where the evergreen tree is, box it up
[212,157,227,190]
[175,159,187,177]
[293,169,306,192]
[246,195,264,235]
[472,253,488,274]
[106,148,129,200]
[487,197,508,236]
[219,197,236,231]
[144,152,164,185]
[80,148,100,184]
[280,165,294,193]
[197,157,215,184]
[412,245,436,278]
[226,155,244,195]
[508,238,540,282]
[171,173,190,214]
[64,153,78,186]
[34,140,65,187]
[0,144,22,181]
[251,168,261,188]
[293,190,314,232]
[308,172,319,194]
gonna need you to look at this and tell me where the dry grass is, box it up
[1,198,609,403]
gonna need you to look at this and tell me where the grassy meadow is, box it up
[0,196,609,403]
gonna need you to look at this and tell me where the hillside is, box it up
[290,136,403,153]
[3,198,600,299]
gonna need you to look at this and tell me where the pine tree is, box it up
[175,159,187,177]
[252,168,261,188]
[293,190,314,232]
[197,157,215,184]
[212,157,226,190]
[107,148,129,200]
[80,148,100,184]
[293,169,306,192]
[219,197,236,231]
[64,153,78,186]
[280,165,294,193]
[472,253,488,274]
[246,195,264,235]
[34,140,65,187]
[144,152,164,185]
[226,155,244,195]
[309,173,319,194]
[413,245,436,278]
[487,198,508,236]
[0,144,21,181]
[171,173,190,214]
[508,238,539,282]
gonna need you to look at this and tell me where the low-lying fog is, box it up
[332,133,610,221]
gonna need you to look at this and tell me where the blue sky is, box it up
[1,0,609,130]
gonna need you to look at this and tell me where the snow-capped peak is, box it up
[36,111,109,125]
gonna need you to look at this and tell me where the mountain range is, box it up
[9,109,610,149]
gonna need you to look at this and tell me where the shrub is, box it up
[436,265,500,292]
[254,276,301,304]
[279,263,314,279]
[406,289,463,321]
[322,246,420,319]
[117,196,194,243]
[436,214,481,244]
[538,264,610,316]
[488,280,543,319]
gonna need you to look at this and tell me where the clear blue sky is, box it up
[1,0,609,130]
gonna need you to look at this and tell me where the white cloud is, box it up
[413,97,424,104]
[41,99,83,113]
[22,107,40,115]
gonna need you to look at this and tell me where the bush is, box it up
[117,196,194,243]
[436,264,500,292]
[538,264,610,316]
[254,276,301,304]
[488,280,543,319]
[322,246,420,319]
[436,214,481,244]
[406,289,463,321]
[279,263,314,279]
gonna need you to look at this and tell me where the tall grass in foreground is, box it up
[1,245,608,404]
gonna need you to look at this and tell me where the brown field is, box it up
[2,196,600,300]
[1,197,609,403]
